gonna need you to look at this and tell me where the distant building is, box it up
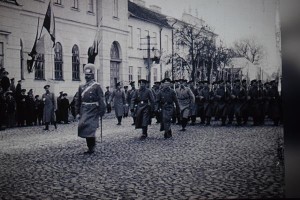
[224,57,271,82]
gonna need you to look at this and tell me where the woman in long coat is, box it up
[42,85,57,130]
[108,82,126,125]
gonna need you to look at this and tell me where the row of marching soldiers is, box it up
[107,77,282,140]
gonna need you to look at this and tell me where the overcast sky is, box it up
[143,0,280,75]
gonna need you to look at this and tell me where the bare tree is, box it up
[233,38,264,65]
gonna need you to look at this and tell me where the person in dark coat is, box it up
[199,81,214,125]
[5,91,16,128]
[225,80,234,125]
[42,85,57,130]
[56,91,63,123]
[104,86,112,113]
[128,81,137,125]
[15,80,22,100]
[0,86,7,130]
[195,81,205,125]
[123,86,129,117]
[25,89,35,126]
[61,93,70,124]
[0,71,10,92]
[34,95,43,126]
[152,81,161,124]
[215,80,228,126]
[17,89,27,127]
[70,92,78,122]
[108,82,126,125]
[248,80,264,126]
[231,80,247,126]
[130,79,155,140]
[75,64,106,154]
[188,80,198,125]
[155,78,179,139]
[268,80,281,126]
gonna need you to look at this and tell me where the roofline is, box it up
[128,12,172,29]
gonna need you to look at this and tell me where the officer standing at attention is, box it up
[75,64,106,154]
[131,79,155,140]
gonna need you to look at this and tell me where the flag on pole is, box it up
[42,0,55,47]
[27,18,40,73]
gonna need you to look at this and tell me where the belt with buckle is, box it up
[82,102,99,106]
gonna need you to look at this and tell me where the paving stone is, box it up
[0,117,284,199]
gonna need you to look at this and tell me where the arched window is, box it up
[54,42,63,80]
[72,45,80,81]
[110,42,120,60]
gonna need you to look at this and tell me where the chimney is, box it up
[132,0,146,7]
[149,5,162,13]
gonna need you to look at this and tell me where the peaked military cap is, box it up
[35,95,39,98]
[44,85,50,89]
[251,79,257,84]
[10,78,14,81]
[18,80,22,83]
[161,78,172,83]
[130,81,135,85]
[63,93,68,96]
[154,81,161,85]
[84,63,95,75]
[138,79,149,84]
[106,86,109,88]
[116,82,121,87]
[21,89,26,92]
[242,79,247,83]
[2,71,9,75]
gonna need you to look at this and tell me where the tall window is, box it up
[72,45,80,81]
[137,28,141,49]
[72,0,78,9]
[35,54,45,80]
[0,42,3,69]
[165,35,169,52]
[54,0,62,5]
[113,0,118,18]
[137,67,142,80]
[88,0,94,13]
[129,66,133,82]
[153,68,157,82]
[153,32,157,49]
[54,42,63,80]
[128,26,133,48]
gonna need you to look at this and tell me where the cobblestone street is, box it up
[0,115,284,199]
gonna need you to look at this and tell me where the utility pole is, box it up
[147,35,151,85]
[139,34,158,88]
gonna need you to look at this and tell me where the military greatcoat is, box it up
[75,80,106,138]
[42,92,55,123]
[156,87,179,132]
[131,87,154,129]
[175,86,195,119]
[109,89,126,118]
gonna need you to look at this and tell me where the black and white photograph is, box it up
[0,0,299,199]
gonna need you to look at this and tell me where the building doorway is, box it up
[110,41,122,89]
